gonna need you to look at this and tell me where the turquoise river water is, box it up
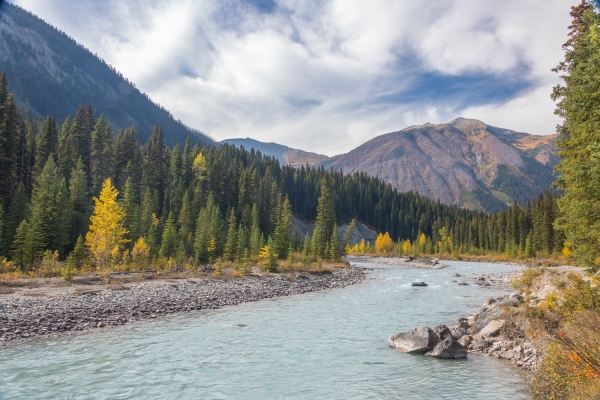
[0,260,530,399]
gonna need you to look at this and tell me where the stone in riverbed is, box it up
[470,339,489,350]
[433,324,453,341]
[389,326,439,353]
[425,337,467,359]
[451,326,467,340]
[458,335,472,348]
[478,320,504,338]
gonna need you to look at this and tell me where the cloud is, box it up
[11,0,578,155]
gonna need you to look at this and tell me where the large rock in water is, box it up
[433,324,453,341]
[389,326,439,353]
[426,337,468,359]
[471,298,506,333]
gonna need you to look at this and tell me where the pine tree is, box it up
[121,178,138,244]
[223,208,237,261]
[0,201,3,256]
[0,88,19,201]
[10,219,27,270]
[34,116,58,177]
[177,189,194,257]
[261,236,278,272]
[342,219,356,253]
[312,174,336,257]
[69,158,89,242]
[330,224,341,260]
[249,204,263,256]
[274,196,293,259]
[30,155,61,250]
[159,211,178,259]
[86,178,128,270]
[113,126,140,191]
[90,115,114,196]
[236,223,247,261]
[71,235,87,270]
[55,178,72,256]
[143,123,166,197]
[552,2,600,265]
[10,218,44,271]
[4,183,27,252]
[59,106,91,179]
[16,119,36,194]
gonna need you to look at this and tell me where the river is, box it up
[0,260,530,399]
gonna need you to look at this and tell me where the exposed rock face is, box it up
[426,337,468,359]
[319,118,557,212]
[388,326,439,353]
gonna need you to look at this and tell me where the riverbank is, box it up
[0,267,365,345]
[346,255,449,269]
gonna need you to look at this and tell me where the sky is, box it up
[10,0,580,155]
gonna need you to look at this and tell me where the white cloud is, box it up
[11,0,578,155]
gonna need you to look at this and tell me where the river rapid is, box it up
[0,260,530,399]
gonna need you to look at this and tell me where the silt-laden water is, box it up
[0,261,530,399]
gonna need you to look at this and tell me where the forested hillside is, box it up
[0,70,566,274]
[0,2,212,147]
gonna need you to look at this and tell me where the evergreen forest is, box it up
[0,71,565,274]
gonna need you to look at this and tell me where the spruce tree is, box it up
[552,2,600,265]
[55,178,72,256]
[342,219,356,253]
[0,91,19,201]
[274,196,293,259]
[4,183,27,253]
[121,178,138,244]
[90,115,114,196]
[30,155,61,250]
[69,158,89,242]
[249,204,263,256]
[159,212,178,259]
[34,116,59,177]
[312,174,336,257]
[330,224,341,260]
[223,208,237,261]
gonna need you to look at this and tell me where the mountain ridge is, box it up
[319,118,558,212]
[0,2,212,146]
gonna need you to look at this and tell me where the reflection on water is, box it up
[0,261,530,399]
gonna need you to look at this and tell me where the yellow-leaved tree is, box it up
[86,179,129,270]
[375,232,393,253]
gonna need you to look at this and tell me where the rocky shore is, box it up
[0,268,365,345]
[347,256,449,269]
[392,292,539,370]
[453,271,519,289]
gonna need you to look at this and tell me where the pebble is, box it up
[0,268,365,344]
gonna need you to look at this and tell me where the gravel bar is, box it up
[0,268,365,345]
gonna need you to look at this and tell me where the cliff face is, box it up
[320,118,557,212]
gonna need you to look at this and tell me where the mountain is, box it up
[219,138,329,167]
[320,118,558,213]
[0,3,212,147]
